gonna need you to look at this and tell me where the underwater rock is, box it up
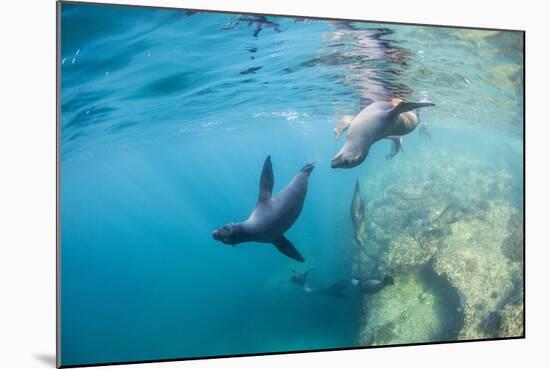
[501,232,523,263]
[355,147,523,344]
[431,201,523,340]
[479,311,502,337]
[359,267,463,346]
[381,234,437,273]
[501,213,524,263]
[496,303,524,337]
[359,269,439,346]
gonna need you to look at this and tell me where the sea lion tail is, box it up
[385,136,404,160]
[303,268,313,293]
[273,236,305,262]
[389,101,435,119]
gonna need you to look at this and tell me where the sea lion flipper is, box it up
[273,236,304,262]
[258,156,274,204]
[388,101,435,120]
[386,136,404,160]
[334,115,353,139]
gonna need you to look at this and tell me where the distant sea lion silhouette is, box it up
[290,269,351,298]
[351,275,394,294]
[212,156,315,262]
[317,279,351,298]
[331,99,434,168]
[290,268,313,293]
[351,179,366,247]
[419,123,432,141]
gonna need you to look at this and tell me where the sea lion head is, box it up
[330,148,367,169]
[212,223,243,245]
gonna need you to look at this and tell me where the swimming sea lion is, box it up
[331,99,434,168]
[316,279,351,298]
[351,275,394,294]
[290,269,350,298]
[351,179,366,247]
[419,123,432,141]
[385,135,404,160]
[290,268,313,293]
[212,156,315,262]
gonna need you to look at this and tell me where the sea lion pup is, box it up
[385,135,404,160]
[331,99,435,169]
[212,156,315,262]
[351,179,366,247]
[351,275,394,294]
[290,268,313,293]
[418,123,432,141]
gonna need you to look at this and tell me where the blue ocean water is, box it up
[59,3,524,366]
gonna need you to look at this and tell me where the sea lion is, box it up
[385,135,404,160]
[336,115,406,161]
[212,156,315,262]
[290,269,350,298]
[351,179,366,247]
[419,123,432,141]
[290,268,313,293]
[316,280,351,298]
[331,99,434,168]
[351,275,394,294]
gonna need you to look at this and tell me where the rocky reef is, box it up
[359,266,463,345]
[354,146,523,346]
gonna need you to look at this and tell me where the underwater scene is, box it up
[59,2,524,367]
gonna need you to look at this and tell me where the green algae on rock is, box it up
[359,267,463,346]
[432,201,523,340]
[354,146,523,344]
[359,269,440,346]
